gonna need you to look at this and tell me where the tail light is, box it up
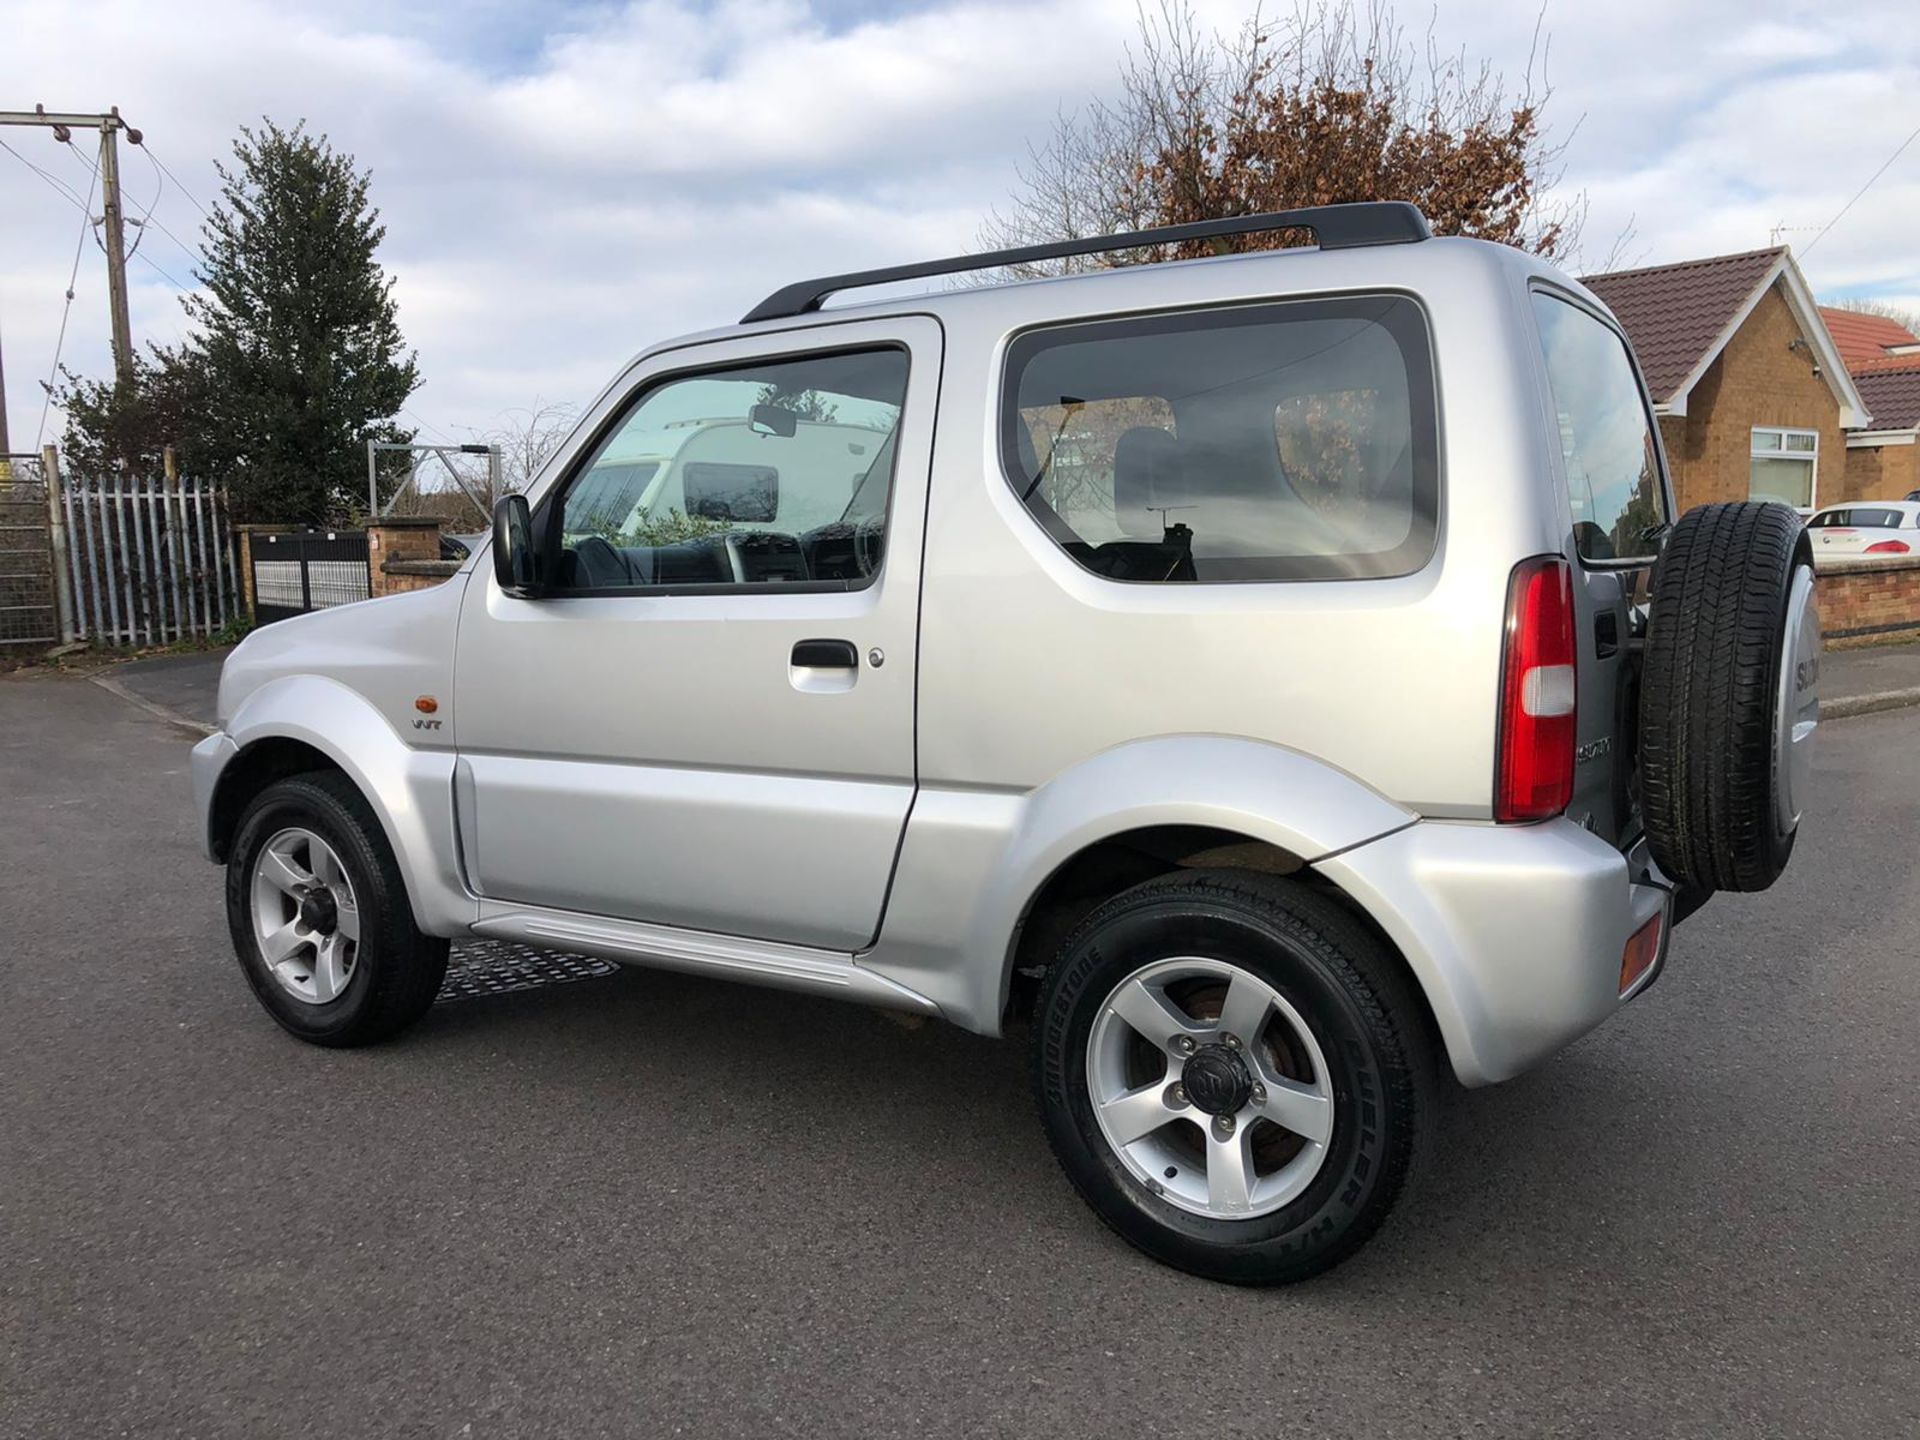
[1864,540,1911,554]
[1495,556,1577,822]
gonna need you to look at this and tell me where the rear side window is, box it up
[1000,297,1438,582]
[1532,292,1667,562]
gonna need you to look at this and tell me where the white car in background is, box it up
[1805,500,1920,565]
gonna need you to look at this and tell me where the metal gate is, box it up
[0,461,57,648]
[250,529,372,624]
[61,475,239,646]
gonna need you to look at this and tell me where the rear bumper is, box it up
[1316,818,1674,1087]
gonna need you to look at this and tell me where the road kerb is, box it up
[1825,686,1920,721]
[87,673,216,737]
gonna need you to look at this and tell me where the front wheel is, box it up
[225,771,448,1047]
[1031,870,1433,1285]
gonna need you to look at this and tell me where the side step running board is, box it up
[468,906,940,1017]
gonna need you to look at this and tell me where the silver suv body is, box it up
[192,206,1819,1282]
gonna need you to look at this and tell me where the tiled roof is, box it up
[1819,307,1918,371]
[1855,351,1920,374]
[1581,248,1784,402]
[1854,365,1920,432]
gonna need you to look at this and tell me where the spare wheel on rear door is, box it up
[1637,501,1821,893]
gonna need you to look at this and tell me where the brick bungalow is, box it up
[1582,248,1868,513]
[1819,307,1920,501]
[1841,369,1920,501]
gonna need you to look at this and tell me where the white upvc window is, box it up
[1750,427,1819,509]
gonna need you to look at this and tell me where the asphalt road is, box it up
[107,648,230,729]
[2,674,1915,1438]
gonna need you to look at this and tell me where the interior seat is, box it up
[1094,426,1198,581]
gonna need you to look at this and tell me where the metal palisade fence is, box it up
[60,473,241,646]
[0,461,57,647]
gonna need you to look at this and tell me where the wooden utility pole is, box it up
[0,105,144,387]
[96,119,135,386]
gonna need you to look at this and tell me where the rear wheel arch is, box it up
[972,736,1417,1029]
[1000,824,1447,1077]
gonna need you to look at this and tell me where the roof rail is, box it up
[741,202,1432,324]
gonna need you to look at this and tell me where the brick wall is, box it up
[1661,283,1848,511]
[1817,554,1920,647]
[366,519,442,598]
[1842,439,1918,503]
[1657,415,1687,491]
[381,559,463,594]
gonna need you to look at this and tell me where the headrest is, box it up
[1113,427,1185,537]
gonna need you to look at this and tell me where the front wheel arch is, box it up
[209,676,475,936]
[209,737,344,862]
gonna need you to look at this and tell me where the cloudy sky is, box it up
[3,0,1917,457]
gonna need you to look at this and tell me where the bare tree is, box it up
[981,0,1589,273]
[370,403,578,533]
[488,401,581,498]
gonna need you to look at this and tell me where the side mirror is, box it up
[749,403,799,438]
[492,494,540,596]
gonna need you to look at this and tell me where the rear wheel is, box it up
[1031,870,1432,1285]
[225,772,448,1047]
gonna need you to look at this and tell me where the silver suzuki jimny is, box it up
[193,204,1821,1284]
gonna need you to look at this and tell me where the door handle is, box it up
[791,639,858,669]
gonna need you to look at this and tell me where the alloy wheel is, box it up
[250,827,362,1005]
[1086,956,1335,1219]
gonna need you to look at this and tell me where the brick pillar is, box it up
[230,524,279,617]
[365,517,441,598]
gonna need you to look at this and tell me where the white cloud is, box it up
[1715,20,1848,64]
[2,0,1917,458]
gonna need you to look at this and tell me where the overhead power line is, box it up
[3,106,147,450]
[35,151,101,452]
[0,134,90,211]
[139,141,210,218]
[402,405,460,445]
[128,248,192,293]
[1803,120,1920,257]
[136,146,203,263]
[3,132,200,284]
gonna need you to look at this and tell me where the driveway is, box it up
[2,673,1915,1438]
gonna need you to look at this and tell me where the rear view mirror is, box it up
[749,403,799,438]
[492,494,540,596]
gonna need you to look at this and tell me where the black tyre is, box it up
[1639,502,1821,893]
[225,771,449,1047]
[1031,870,1433,1285]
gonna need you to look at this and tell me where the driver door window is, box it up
[556,348,908,591]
